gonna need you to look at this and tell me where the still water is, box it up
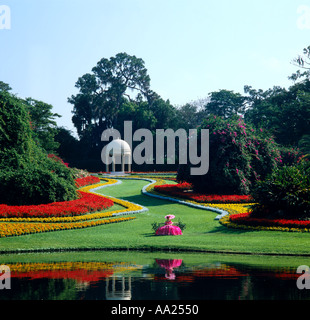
[0,251,310,300]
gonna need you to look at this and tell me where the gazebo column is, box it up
[112,155,116,172]
[128,154,131,172]
[121,154,125,172]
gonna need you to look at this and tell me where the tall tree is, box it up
[24,98,61,153]
[0,81,12,92]
[290,45,310,81]
[244,82,310,147]
[204,89,246,118]
[68,52,151,141]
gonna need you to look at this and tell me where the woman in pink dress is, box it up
[156,259,183,280]
[155,215,183,236]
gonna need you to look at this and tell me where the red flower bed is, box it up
[75,176,101,187]
[154,183,253,203]
[0,191,114,218]
[0,176,111,219]
[229,212,310,229]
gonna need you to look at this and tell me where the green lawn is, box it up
[1,178,310,256]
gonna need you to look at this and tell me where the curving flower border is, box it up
[154,183,253,203]
[0,178,148,238]
[219,212,310,233]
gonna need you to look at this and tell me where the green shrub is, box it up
[151,219,186,232]
[251,159,310,219]
[178,115,281,195]
[0,91,78,205]
[0,165,77,205]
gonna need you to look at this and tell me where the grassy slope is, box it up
[1,179,310,256]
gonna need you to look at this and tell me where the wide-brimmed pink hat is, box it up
[165,214,175,220]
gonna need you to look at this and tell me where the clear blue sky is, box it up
[0,0,309,135]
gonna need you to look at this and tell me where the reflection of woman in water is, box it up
[156,259,183,280]
[155,215,183,236]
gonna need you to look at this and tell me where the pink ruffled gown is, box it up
[155,220,183,236]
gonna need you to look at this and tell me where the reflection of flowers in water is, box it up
[155,259,183,280]
[6,261,142,285]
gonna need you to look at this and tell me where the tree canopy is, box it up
[68,52,151,139]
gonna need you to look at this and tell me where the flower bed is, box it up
[75,175,101,187]
[0,176,112,219]
[220,212,310,232]
[0,191,114,219]
[145,178,310,232]
[0,216,136,238]
[0,178,145,238]
[154,183,253,203]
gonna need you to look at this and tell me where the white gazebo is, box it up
[105,138,131,174]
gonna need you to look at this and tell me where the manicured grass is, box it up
[0,250,308,271]
[1,178,310,256]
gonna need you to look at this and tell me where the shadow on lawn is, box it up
[207,225,254,234]
[118,194,176,207]
[142,233,158,238]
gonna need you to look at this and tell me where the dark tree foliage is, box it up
[0,91,77,205]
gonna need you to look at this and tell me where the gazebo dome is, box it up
[106,138,131,156]
[104,138,132,174]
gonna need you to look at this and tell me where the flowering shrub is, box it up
[154,183,253,203]
[178,115,281,195]
[48,154,69,167]
[279,147,303,166]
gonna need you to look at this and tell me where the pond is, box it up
[0,251,310,301]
